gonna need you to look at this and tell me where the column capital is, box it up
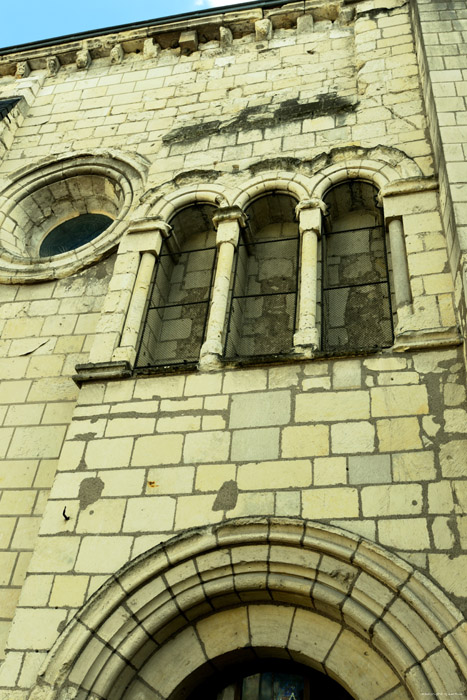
[126,217,172,237]
[212,206,247,229]
[295,198,327,237]
[213,207,246,248]
[295,197,328,217]
[119,218,170,255]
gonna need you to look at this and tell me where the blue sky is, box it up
[0,0,247,50]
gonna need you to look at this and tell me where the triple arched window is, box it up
[135,181,395,370]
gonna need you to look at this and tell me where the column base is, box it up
[293,328,320,352]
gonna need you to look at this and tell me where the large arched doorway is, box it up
[28,518,467,700]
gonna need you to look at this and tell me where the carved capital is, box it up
[127,217,172,237]
[15,61,30,79]
[212,206,247,229]
[76,48,91,71]
[295,198,326,236]
[46,56,60,76]
[119,218,171,256]
[295,198,328,216]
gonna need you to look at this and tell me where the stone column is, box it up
[111,218,170,367]
[293,198,327,354]
[387,217,412,312]
[199,206,246,370]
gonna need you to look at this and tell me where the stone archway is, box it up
[29,518,467,700]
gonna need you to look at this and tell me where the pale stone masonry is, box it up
[0,0,466,697]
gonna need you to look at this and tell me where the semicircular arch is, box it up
[28,518,467,700]
[306,146,424,201]
[231,172,311,211]
[140,183,234,224]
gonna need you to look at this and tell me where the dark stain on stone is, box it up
[77,455,87,472]
[212,480,238,511]
[174,169,221,186]
[72,432,97,441]
[78,476,104,510]
[57,620,67,634]
[163,94,357,145]
[249,156,302,175]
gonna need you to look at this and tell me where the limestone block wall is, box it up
[0,0,465,692]
[410,0,467,348]
[1,349,465,691]
[0,257,113,661]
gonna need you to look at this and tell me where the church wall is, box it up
[0,0,465,695]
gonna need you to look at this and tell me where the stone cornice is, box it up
[0,0,352,77]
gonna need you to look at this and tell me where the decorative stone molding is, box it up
[73,360,131,385]
[15,61,30,79]
[179,30,198,55]
[141,183,232,222]
[27,518,467,699]
[143,37,161,59]
[46,55,60,76]
[232,172,310,211]
[0,3,320,79]
[295,197,328,236]
[255,18,273,41]
[118,217,171,255]
[109,43,124,65]
[76,47,91,71]
[219,26,233,49]
[297,14,314,34]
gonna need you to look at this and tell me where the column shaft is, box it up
[388,218,412,309]
[204,240,235,357]
[293,199,325,352]
[118,251,157,359]
[199,209,244,369]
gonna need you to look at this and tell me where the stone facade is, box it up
[0,0,466,697]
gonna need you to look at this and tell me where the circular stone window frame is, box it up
[0,150,148,282]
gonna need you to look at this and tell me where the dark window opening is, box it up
[321,181,394,353]
[39,213,113,257]
[136,204,217,369]
[224,194,299,360]
[189,660,353,700]
[0,97,21,122]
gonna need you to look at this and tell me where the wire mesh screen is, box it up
[322,225,393,352]
[136,243,216,368]
[224,235,299,359]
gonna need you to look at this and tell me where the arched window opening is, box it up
[189,660,353,700]
[321,181,394,353]
[136,204,217,368]
[224,193,299,360]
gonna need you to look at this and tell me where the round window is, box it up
[39,213,114,257]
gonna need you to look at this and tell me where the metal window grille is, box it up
[135,239,217,369]
[224,234,299,359]
[321,224,394,353]
[0,98,20,122]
